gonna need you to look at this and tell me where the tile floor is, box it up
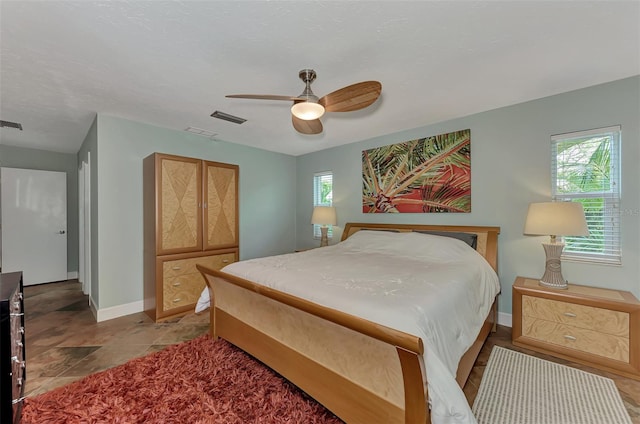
[23,280,640,423]
[24,279,209,397]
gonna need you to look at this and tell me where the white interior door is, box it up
[1,167,67,285]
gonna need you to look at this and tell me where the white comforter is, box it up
[197,230,500,424]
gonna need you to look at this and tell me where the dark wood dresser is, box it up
[0,272,25,424]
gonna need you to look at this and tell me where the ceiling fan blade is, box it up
[292,115,323,135]
[319,81,382,112]
[226,94,305,101]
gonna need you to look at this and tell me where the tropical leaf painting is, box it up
[362,129,471,213]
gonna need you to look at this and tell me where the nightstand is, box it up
[512,276,640,380]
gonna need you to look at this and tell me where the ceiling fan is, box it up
[226,69,382,135]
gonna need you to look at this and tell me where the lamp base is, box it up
[539,242,568,290]
[319,226,329,247]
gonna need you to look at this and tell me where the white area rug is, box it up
[472,346,631,424]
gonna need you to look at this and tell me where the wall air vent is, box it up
[210,111,247,124]
[0,120,23,130]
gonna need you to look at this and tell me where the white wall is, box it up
[295,76,640,315]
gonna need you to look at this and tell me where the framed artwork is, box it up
[362,129,471,213]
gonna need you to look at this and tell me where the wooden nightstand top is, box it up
[514,276,640,306]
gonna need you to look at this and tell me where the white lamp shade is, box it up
[291,102,325,120]
[311,206,337,226]
[524,202,589,237]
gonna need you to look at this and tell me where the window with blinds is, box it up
[551,126,621,264]
[313,171,333,239]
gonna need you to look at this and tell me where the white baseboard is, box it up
[67,271,78,279]
[88,298,514,326]
[95,300,144,322]
[89,296,98,321]
[497,311,512,328]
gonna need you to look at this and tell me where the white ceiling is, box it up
[1,1,639,157]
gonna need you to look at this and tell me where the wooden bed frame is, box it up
[197,223,500,424]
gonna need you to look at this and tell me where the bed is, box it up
[196,223,500,424]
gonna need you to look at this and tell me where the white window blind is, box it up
[313,171,333,239]
[551,125,621,265]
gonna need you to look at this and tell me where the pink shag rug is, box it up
[23,335,344,424]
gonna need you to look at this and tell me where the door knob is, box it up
[59,230,66,234]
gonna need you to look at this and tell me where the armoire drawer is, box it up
[158,251,238,315]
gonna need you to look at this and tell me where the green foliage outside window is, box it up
[553,127,620,263]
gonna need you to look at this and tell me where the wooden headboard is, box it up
[341,222,500,272]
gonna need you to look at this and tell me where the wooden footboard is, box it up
[199,268,428,423]
[197,223,500,424]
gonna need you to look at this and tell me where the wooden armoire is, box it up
[143,153,239,321]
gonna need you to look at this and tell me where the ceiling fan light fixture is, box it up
[291,101,325,120]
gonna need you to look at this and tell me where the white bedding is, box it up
[197,230,500,424]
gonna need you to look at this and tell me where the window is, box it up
[551,126,621,264]
[313,171,333,238]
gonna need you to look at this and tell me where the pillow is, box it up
[412,230,478,249]
[341,229,475,261]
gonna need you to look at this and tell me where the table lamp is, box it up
[311,206,337,247]
[524,201,589,289]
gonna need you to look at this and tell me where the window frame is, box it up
[551,125,621,265]
[313,171,333,239]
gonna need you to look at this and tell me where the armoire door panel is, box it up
[204,162,239,250]
[158,156,203,254]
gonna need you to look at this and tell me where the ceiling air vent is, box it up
[0,120,23,130]
[185,126,217,138]
[210,111,246,124]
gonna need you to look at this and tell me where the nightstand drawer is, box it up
[522,295,629,337]
[512,276,640,381]
[522,315,629,362]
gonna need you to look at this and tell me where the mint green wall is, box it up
[5,77,637,319]
[296,76,640,315]
[0,144,79,275]
[94,115,297,309]
[77,118,99,305]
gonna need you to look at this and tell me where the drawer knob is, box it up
[564,335,577,341]
[172,281,181,287]
[172,266,181,270]
[563,312,577,318]
[222,259,229,263]
[20,327,25,335]
[11,357,25,368]
[10,312,24,317]
[173,298,181,303]
[16,341,23,348]
[12,396,25,405]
